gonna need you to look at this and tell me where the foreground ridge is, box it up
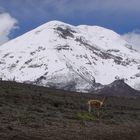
[0,80,140,139]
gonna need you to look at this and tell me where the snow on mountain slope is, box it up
[0,20,140,92]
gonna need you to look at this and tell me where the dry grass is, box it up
[0,81,140,140]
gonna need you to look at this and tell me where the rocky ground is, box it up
[0,81,140,140]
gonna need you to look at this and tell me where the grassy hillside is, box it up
[0,81,140,140]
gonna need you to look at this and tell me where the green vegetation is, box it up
[77,112,97,121]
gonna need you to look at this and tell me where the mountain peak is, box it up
[35,20,74,31]
[0,21,140,93]
[46,20,69,25]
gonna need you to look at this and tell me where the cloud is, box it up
[1,0,140,18]
[52,0,140,14]
[122,30,140,51]
[0,12,18,45]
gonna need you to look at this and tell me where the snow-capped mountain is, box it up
[0,20,140,92]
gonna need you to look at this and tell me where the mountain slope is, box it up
[0,20,140,92]
[0,80,140,140]
[94,79,140,98]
